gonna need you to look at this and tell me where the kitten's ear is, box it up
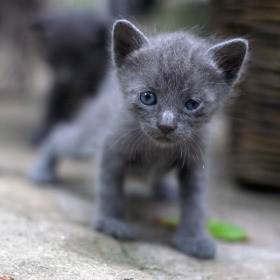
[112,20,149,68]
[207,39,248,85]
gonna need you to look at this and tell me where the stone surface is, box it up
[1,99,280,279]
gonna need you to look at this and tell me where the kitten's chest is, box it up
[127,148,176,180]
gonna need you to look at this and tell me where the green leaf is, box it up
[206,218,249,242]
[155,216,249,242]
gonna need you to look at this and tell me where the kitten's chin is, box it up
[150,133,192,147]
[154,136,175,146]
[147,134,180,147]
[141,126,182,146]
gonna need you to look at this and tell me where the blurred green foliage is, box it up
[150,1,212,34]
[55,0,101,8]
[53,0,212,35]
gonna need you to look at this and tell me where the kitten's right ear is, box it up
[112,20,149,68]
[207,39,248,85]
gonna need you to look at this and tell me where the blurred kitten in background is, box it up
[30,10,110,145]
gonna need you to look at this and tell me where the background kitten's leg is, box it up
[29,123,84,184]
[173,163,216,259]
[93,148,133,240]
[29,138,58,184]
[31,85,77,146]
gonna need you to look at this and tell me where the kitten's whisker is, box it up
[189,135,204,164]
[171,143,176,165]
[192,131,206,147]
[189,138,199,164]
[186,142,191,180]
[176,141,184,171]
[127,129,143,161]
[120,127,140,155]
[105,126,141,153]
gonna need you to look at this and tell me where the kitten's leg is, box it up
[31,86,67,145]
[29,139,58,184]
[93,147,133,240]
[29,123,84,184]
[173,162,216,259]
[31,84,82,146]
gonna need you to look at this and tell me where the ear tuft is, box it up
[112,20,149,68]
[208,39,248,85]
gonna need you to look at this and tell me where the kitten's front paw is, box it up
[93,216,134,240]
[29,166,56,184]
[173,233,216,259]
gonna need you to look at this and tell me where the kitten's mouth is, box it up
[141,126,178,145]
[154,135,175,145]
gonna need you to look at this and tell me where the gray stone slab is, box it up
[1,100,280,279]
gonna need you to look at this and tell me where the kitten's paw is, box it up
[93,216,134,240]
[29,167,56,184]
[173,233,216,259]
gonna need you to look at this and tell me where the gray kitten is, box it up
[30,10,110,145]
[29,20,248,259]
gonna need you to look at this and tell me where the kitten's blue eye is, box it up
[185,99,200,111]
[140,92,157,106]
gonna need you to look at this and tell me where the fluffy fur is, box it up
[29,20,248,259]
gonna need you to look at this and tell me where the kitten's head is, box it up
[31,10,110,91]
[112,20,248,146]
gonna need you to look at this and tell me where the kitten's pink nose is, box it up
[157,111,177,134]
[157,123,177,134]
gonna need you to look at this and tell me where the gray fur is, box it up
[29,20,248,259]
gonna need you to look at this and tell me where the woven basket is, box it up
[212,0,280,189]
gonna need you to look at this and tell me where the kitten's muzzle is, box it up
[157,123,177,135]
[157,110,178,135]
[154,125,178,145]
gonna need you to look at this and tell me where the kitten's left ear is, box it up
[207,39,248,85]
[112,20,149,68]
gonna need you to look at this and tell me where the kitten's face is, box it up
[119,44,227,145]
[113,21,247,146]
